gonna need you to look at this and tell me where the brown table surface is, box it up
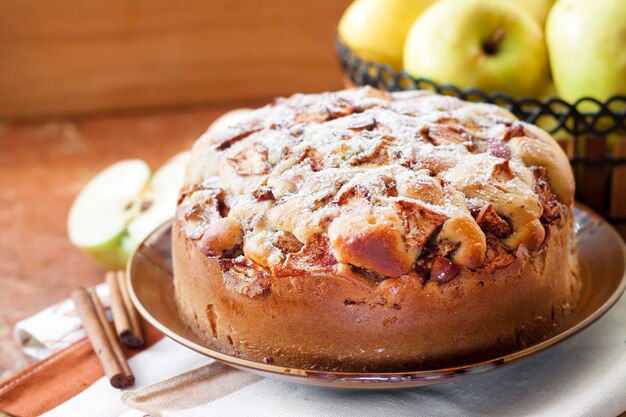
[0,102,265,380]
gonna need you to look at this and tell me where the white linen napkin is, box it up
[15,287,625,417]
[13,283,110,360]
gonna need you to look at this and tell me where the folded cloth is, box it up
[122,362,262,415]
[1,289,626,417]
[13,283,110,360]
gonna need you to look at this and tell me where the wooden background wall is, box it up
[0,0,351,120]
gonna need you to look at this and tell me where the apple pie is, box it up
[172,87,581,372]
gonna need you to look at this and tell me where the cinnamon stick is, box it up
[118,270,144,347]
[106,271,132,345]
[71,287,135,388]
[106,270,144,348]
[88,288,135,387]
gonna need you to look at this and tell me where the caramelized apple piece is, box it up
[431,257,461,284]
[531,166,561,222]
[475,203,512,238]
[226,142,271,176]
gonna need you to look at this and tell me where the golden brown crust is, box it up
[173,211,580,372]
[173,87,581,371]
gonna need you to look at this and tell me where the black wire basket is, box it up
[336,38,626,234]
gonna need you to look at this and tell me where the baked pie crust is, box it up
[173,87,580,371]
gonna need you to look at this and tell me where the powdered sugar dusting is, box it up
[177,87,573,280]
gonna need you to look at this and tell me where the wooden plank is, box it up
[579,136,608,215]
[0,0,350,119]
[609,137,626,222]
[0,104,247,377]
[557,136,575,160]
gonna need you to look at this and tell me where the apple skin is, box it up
[68,154,190,270]
[127,151,191,247]
[338,0,436,70]
[80,233,135,270]
[67,159,151,270]
[513,0,554,24]
[547,0,626,103]
[69,109,256,270]
[403,0,550,98]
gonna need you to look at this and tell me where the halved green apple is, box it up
[67,160,151,269]
[127,151,190,246]
[68,109,252,270]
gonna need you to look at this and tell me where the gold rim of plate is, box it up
[126,203,626,388]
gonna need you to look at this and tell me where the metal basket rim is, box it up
[336,37,626,136]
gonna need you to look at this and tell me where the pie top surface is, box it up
[176,87,574,284]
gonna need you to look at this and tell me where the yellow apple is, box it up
[338,0,436,70]
[404,0,550,98]
[547,0,626,103]
[513,0,554,25]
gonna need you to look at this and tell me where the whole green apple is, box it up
[339,0,436,70]
[403,0,550,98]
[547,0,626,102]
